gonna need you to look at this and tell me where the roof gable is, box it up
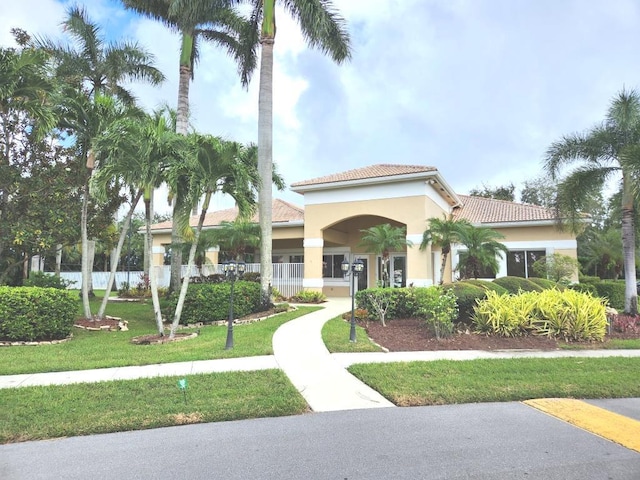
[454,195,556,224]
[291,164,437,188]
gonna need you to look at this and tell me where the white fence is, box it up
[57,263,305,299]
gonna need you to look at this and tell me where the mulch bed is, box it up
[362,317,640,352]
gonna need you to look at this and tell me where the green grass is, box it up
[349,357,640,406]
[321,316,382,352]
[558,338,640,350]
[0,370,308,443]
[0,297,321,375]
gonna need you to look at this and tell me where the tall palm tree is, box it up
[217,0,351,297]
[37,5,164,316]
[545,88,640,313]
[121,0,258,293]
[359,224,413,288]
[420,214,472,284]
[36,5,165,104]
[455,226,508,280]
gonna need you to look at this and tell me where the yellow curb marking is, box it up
[523,398,640,453]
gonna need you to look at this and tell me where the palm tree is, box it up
[167,136,268,337]
[455,226,508,280]
[579,228,624,279]
[217,0,351,297]
[121,0,258,293]
[420,214,472,284]
[208,219,261,262]
[36,5,165,104]
[37,5,164,317]
[359,224,413,288]
[545,88,640,313]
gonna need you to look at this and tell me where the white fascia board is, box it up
[501,239,577,250]
[477,220,558,228]
[149,220,304,236]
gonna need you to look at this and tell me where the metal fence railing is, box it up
[57,262,305,299]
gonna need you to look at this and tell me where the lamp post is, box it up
[223,260,246,350]
[341,258,365,342]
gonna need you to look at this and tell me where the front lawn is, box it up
[349,357,640,406]
[321,316,382,352]
[0,296,321,375]
[0,370,308,443]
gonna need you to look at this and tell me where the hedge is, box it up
[166,281,265,324]
[592,281,625,311]
[527,277,565,290]
[443,282,488,324]
[463,279,509,295]
[492,276,544,294]
[0,287,78,341]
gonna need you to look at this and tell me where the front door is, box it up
[357,257,368,292]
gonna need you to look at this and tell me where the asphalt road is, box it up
[1,400,639,479]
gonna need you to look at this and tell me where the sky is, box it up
[2,0,640,214]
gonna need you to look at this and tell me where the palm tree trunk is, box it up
[144,192,164,335]
[258,35,274,301]
[621,178,637,314]
[170,191,212,338]
[170,33,194,293]
[96,189,142,320]
[80,175,92,319]
[439,247,450,285]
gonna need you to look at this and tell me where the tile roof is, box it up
[291,164,437,187]
[453,195,556,224]
[150,199,304,230]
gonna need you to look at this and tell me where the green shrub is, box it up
[569,283,597,295]
[492,276,544,294]
[414,286,458,339]
[23,272,75,290]
[355,287,417,321]
[579,275,601,285]
[473,289,607,341]
[592,281,625,311]
[241,272,261,283]
[464,279,509,295]
[0,287,78,341]
[443,282,488,324]
[527,277,564,290]
[290,290,327,303]
[166,281,264,324]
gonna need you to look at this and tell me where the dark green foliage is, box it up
[355,288,409,320]
[492,276,544,294]
[241,272,261,283]
[442,282,488,324]
[464,279,509,295]
[527,277,565,290]
[592,281,626,311]
[23,272,75,289]
[0,287,78,341]
[579,275,601,285]
[167,281,264,324]
[290,290,327,303]
[569,283,598,295]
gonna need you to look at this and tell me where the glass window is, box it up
[323,254,345,278]
[289,255,304,263]
[507,250,545,278]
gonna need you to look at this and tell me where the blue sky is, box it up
[2,0,640,213]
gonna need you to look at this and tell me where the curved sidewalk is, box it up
[272,298,395,412]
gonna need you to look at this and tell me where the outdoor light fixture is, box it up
[223,260,246,350]
[342,258,365,342]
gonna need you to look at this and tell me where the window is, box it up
[323,254,345,279]
[507,250,545,278]
[289,255,304,263]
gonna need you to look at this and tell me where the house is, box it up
[149,164,578,297]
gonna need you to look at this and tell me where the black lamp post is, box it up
[341,257,365,342]
[223,260,246,350]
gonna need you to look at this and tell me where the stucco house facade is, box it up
[149,164,578,297]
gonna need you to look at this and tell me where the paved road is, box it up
[2,400,639,480]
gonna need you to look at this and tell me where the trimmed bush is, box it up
[464,279,509,295]
[492,276,544,294]
[167,281,264,324]
[579,275,601,285]
[569,282,597,295]
[414,286,458,339]
[527,277,564,291]
[592,281,625,311]
[0,287,78,341]
[443,282,488,324]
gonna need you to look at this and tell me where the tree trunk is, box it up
[144,192,164,335]
[80,175,92,319]
[169,34,193,293]
[170,191,211,338]
[55,244,62,276]
[87,239,96,297]
[258,36,274,301]
[621,177,637,314]
[439,246,450,285]
[96,189,142,320]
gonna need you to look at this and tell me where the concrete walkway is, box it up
[2,298,640,413]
